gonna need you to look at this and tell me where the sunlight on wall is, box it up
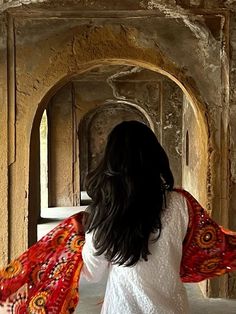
[40,110,48,210]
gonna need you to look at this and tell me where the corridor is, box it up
[1,1,236,311]
[77,278,236,314]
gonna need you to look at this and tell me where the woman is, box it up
[1,120,236,314]
[81,121,190,313]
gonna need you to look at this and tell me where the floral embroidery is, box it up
[0,260,22,279]
[195,225,217,249]
[29,292,48,313]
[0,194,236,312]
[199,257,222,274]
[67,234,85,253]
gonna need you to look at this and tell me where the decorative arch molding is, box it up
[28,53,209,242]
[24,27,209,245]
[17,23,209,133]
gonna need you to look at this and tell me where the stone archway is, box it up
[27,57,209,239]
[3,16,228,296]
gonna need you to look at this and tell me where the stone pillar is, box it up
[162,79,183,187]
[0,14,9,266]
[48,84,74,207]
[228,11,236,298]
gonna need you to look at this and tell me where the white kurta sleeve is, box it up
[81,231,109,283]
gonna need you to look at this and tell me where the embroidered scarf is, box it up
[0,189,236,313]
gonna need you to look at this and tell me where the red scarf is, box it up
[0,189,236,313]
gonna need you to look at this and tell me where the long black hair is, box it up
[85,121,174,266]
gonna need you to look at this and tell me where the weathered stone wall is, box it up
[182,96,208,206]
[162,80,183,187]
[0,14,9,265]
[182,95,209,296]
[47,84,74,207]
[228,10,236,298]
[77,68,183,189]
[87,104,149,169]
[0,0,235,12]
[48,67,183,198]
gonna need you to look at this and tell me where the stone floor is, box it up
[38,207,236,314]
[76,279,236,314]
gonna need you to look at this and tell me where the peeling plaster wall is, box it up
[162,80,183,187]
[76,67,183,189]
[1,0,236,12]
[47,67,183,197]
[229,14,236,233]
[88,105,149,169]
[228,11,236,298]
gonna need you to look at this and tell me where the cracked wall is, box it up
[1,0,236,12]
[45,66,183,205]
[77,67,183,190]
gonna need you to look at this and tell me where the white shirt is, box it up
[81,191,189,314]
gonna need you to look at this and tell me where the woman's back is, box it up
[82,191,189,314]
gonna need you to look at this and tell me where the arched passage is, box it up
[29,60,209,243]
[9,20,225,296]
[30,60,210,298]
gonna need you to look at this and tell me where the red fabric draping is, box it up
[176,189,236,282]
[0,212,85,313]
[0,190,236,313]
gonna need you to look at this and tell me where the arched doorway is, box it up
[32,62,208,229]
[33,63,210,302]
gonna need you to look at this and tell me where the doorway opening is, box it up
[34,64,207,241]
[39,110,49,213]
